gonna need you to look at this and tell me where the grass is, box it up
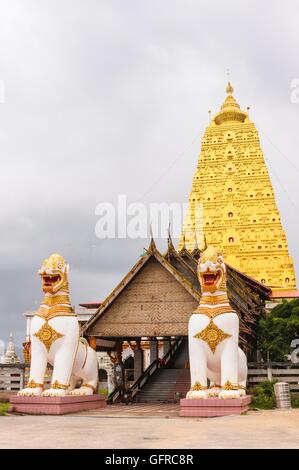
[0,403,9,416]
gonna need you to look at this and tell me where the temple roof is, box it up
[79,302,102,309]
[82,241,201,337]
[270,290,299,299]
[82,239,272,354]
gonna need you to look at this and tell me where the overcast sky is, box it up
[0,0,298,350]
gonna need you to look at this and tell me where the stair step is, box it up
[135,340,191,403]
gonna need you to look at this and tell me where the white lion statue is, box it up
[18,253,98,397]
[187,246,247,399]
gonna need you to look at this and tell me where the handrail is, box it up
[107,385,121,404]
[130,359,159,394]
[162,336,184,366]
[107,358,162,404]
[108,360,160,403]
[129,336,184,399]
[108,337,185,403]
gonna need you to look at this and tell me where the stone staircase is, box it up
[136,340,191,403]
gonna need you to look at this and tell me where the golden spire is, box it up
[226,81,234,95]
[211,80,247,125]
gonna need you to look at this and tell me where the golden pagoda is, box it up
[180,82,296,290]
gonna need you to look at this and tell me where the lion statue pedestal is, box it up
[180,246,251,418]
[10,254,106,415]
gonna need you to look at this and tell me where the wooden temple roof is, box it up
[82,238,272,355]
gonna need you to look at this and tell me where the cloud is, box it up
[0,0,298,346]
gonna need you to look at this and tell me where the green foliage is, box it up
[291,394,299,408]
[291,398,299,408]
[257,299,299,361]
[251,380,276,409]
[0,403,9,416]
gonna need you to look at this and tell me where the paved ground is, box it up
[71,403,181,418]
[1,404,299,449]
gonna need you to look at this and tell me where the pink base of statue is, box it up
[180,395,251,417]
[9,394,107,415]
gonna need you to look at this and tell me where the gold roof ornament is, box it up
[167,225,176,253]
[147,224,157,252]
[181,232,187,251]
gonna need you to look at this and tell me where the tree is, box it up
[257,299,299,361]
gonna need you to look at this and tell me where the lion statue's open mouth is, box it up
[198,246,225,293]
[42,274,61,287]
[38,254,68,294]
[202,270,221,288]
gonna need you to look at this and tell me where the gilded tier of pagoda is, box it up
[180,82,296,290]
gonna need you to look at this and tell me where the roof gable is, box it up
[82,247,200,337]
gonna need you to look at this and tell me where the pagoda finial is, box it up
[226,81,234,95]
[182,232,186,251]
[148,223,157,252]
[194,231,199,250]
[167,224,175,252]
[213,80,246,125]
[203,233,208,251]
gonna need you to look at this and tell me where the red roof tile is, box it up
[270,290,299,299]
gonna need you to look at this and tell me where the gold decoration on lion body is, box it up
[42,295,71,307]
[27,379,44,389]
[191,382,208,391]
[193,305,237,319]
[223,381,239,391]
[37,305,75,320]
[194,320,231,353]
[34,320,64,352]
[199,294,229,305]
[51,380,69,390]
